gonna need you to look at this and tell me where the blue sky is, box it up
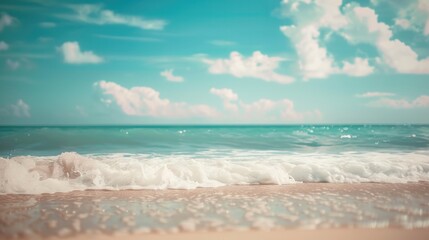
[0,0,428,125]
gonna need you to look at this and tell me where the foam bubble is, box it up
[1,151,429,194]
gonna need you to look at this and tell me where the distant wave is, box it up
[1,151,429,194]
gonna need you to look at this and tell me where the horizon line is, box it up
[1,123,429,127]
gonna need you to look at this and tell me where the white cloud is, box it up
[10,99,30,117]
[160,69,184,82]
[280,1,429,77]
[96,80,217,118]
[420,0,429,35]
[394,18,411,29]
[0,13,14,32]
[209,40,236,46]
[343,6,429,74]
[0,41,8,51]
[316,0,349,30]
[341,57,374,77]
[6,59,20,70]
[281,25,336,79]
[210,88,239,112]
[39,22,56,28]
[210,88,238,102]
[59,41,103,64]
[281,0,348,30]
[386,0,429,36]
[210,87,320,122]
[62,4,166,30]
[241,98,308,121]
[281,26,373,78]
[371,96,429,109]
[279,0,377,79]
[357,88,429,109]
[204,51,294,84]
[356,92,395,98]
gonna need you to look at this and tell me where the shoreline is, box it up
[1,180,428,196]
[3,180,429,198]
[2,181,428,197]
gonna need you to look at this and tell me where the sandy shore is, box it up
[53,228,429,240]
[1,183,429,239]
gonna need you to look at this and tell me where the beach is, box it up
[2,182,429,239]
[1,125,429,239]
[58,228,429,240]
[1,0,429,236]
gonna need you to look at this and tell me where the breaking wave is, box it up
[1,150,429,194]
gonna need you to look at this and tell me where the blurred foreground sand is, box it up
[1,183,429,239]
[54,228,429,240]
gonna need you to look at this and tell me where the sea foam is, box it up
[1,151,429,194]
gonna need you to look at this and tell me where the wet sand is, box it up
[1,183,429,239]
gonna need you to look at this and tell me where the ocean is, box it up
[1,125,429,194]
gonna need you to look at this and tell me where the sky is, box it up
[0,0,428,125]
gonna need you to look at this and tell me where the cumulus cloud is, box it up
[59,41,103,64]
[242,98,312,121]
[6,59,20,70]
[96,80,217,118]
[394,18,411,29]
[358,90,429,109]
[280,0,350,79]
[280,0,376,79]
[341,57,374,77]
[0,41,8,51]
[281,25,336,79]
[210,88,238,102]
[281,0,348,30]
[371,96,429,109]
[343,5,429,74]
[386,0,429,35]
[10,99,30,117]
[210,87,320,122]
[0,13,14,32]
[356,92,395,98]
[61,4,166,30]
[280,0,429,77]
[281,24,373,78]
[420,0,429,35]
[203,51,294,84]
[160,69,184,82]
[210,88,239,112]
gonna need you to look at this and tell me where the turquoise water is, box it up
[1,125,429,156]
[1,125,429,194]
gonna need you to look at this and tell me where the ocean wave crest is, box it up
[1,151,429,194]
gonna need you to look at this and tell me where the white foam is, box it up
[1,151,429,194]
